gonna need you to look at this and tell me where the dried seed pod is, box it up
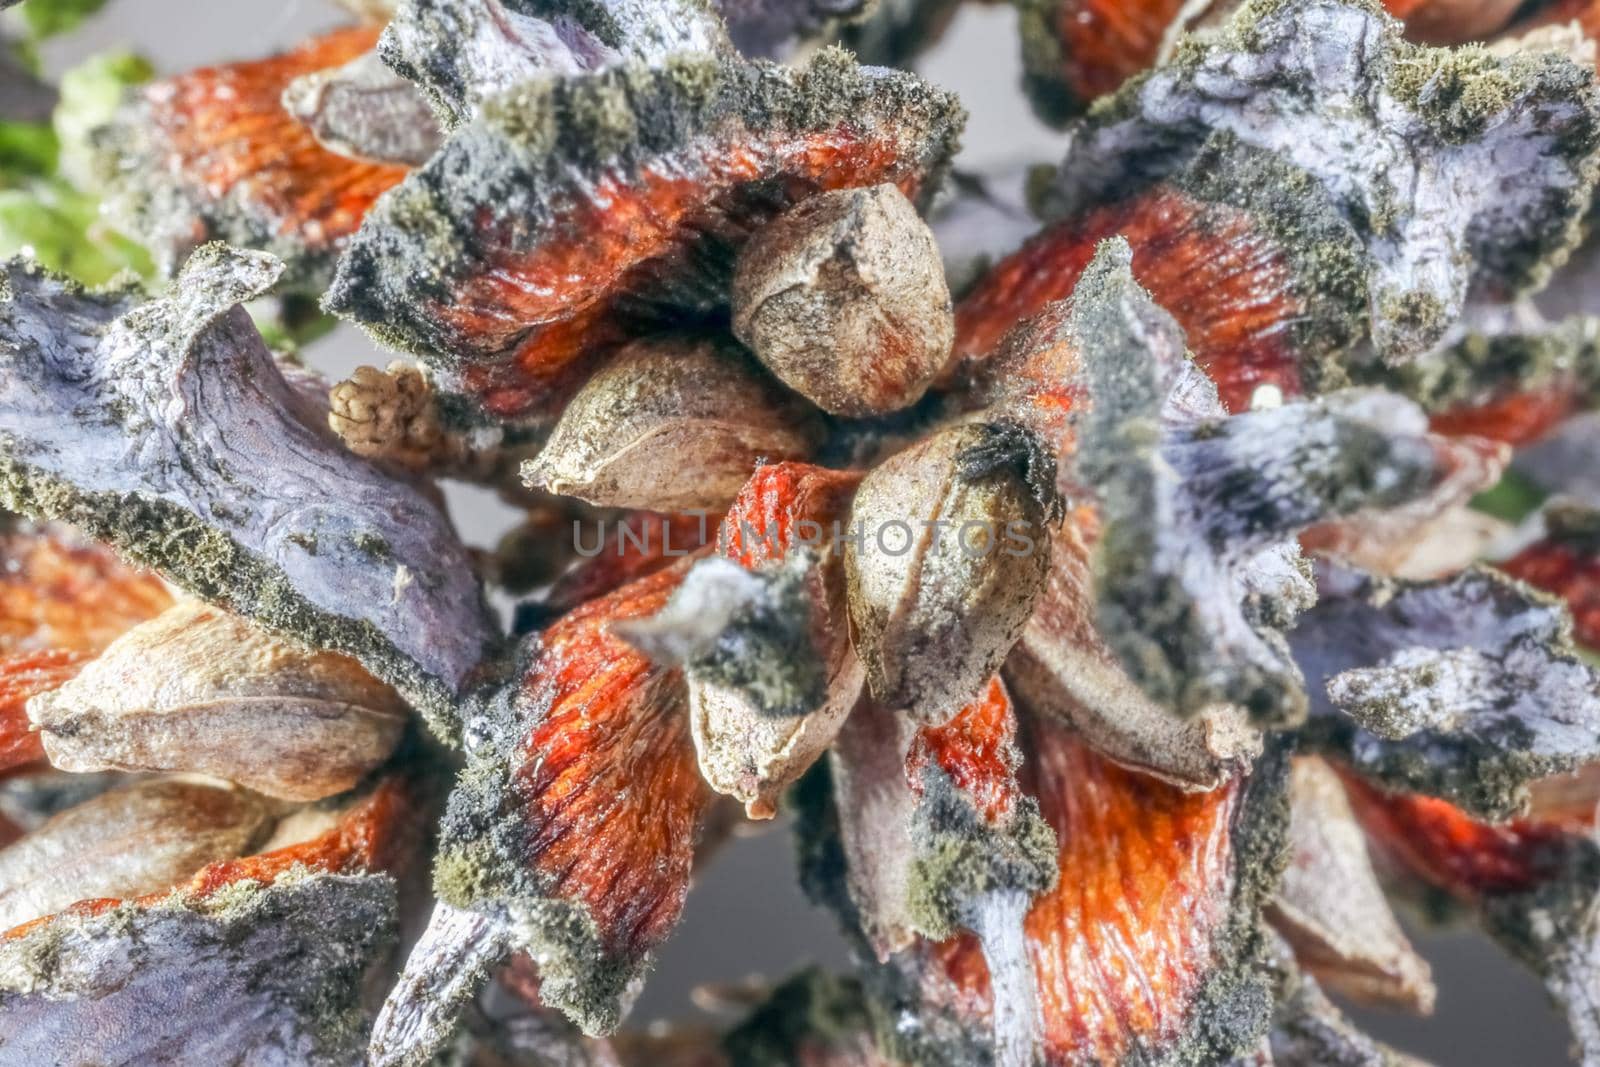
[732,184,954,417]
[523,338,820,512]
[92,26,410,284]
[955,138,1366,414]
[0,248,496,736]
[0,521,173,771]
[325,48,962,424]
[373,562,714,1062]
[844,421,1054,724]
[281,50,443,167]
[1042,0,1600,361]
[29,600,408,801]
[1292,562,1600,820]
[1268,758,1435,1013]
[0,779,272,933]
[844,715,1288,1067]
[618,462,864,817]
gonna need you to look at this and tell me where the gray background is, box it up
[14,1,1574,1061]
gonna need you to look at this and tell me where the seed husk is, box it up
[29,600,408,802]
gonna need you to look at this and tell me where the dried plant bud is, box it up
[374,562,713,1061]
[1043,0,1600,361]
[0,248,495,735]
[859,716,1287,1067]
[845,421,1054,724]
[0,873,399,1066]
[92,26,410,284]
[956,138,1366,415]
[380,0,731,128]
[0,521,173,771]
[329,361,450,472]
[281,49,443,166]
[1268,759,1435,1013]
[0,779,272,933]
[28,600,407,801]
[620,463,863,817]
[732,184,954,417]
[523,338,820,512]
[325,49,962,423]
[1293,562,1600,820]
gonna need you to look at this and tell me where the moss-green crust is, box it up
[1371,315,1600,414]
[902,765,1058,943]
[1173,134,1367,397]
[1047,0,1600,360]
[0,872,398,1065]
[0,463,459,735]
[1293,565,1600,822]
[324,48,965,378]
[428,666,648,1037]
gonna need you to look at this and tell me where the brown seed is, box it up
[0,779,273,932]
[733,184,954,417]
[844,422,1053,724]
[522,337,820,512]
[28,601,408,802]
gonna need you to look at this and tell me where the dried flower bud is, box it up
[325,48,962,423]
[733,184,954,416]
[0,779,272,932]
[29,601,408,801]
[523,338,820,512]
[329,361,449,472]
[845,421,1054,724]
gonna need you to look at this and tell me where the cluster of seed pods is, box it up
[8,0,1600,1065]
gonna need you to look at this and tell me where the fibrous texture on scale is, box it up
[6,0,1600,1064]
